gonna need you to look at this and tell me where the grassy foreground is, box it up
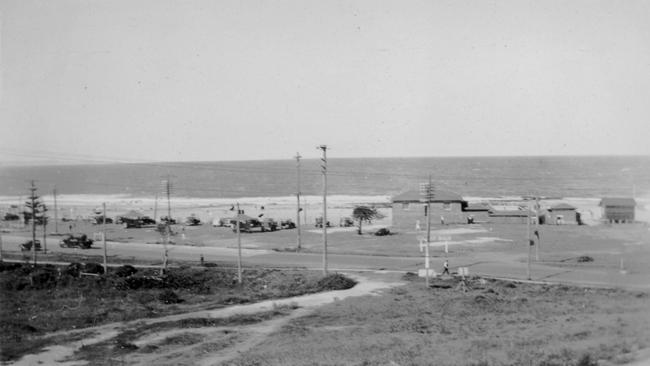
[0,262,356,362]
[225,274,650,366]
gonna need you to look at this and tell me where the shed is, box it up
[599,198,635,223]
[391,189,467,230]
[546,203,578,225]
[488,209,536,224]
[462,203,492,223]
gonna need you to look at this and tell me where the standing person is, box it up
[442,259,450,275]
[440,216,445,225]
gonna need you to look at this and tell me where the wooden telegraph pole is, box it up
[420,177,435,287]
[29,181,38,267]
[527,200,532,280]
[236,202,242,284]
[103,202,108,274]
[53,188,58,234]
[318,145,328,275]
[295,153,302,251]
[160,178,173,275]
[535,196,540,261]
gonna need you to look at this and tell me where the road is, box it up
[2,234,649,290]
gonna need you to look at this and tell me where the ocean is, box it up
[0,156,648,200]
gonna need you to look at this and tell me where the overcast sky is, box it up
[1,0,649,163]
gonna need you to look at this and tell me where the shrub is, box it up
[315,273,357,291]
[0,263,23,272]
[576,353,597,366]
[64,262,83,278]
[114,275,163,290]
[115,265,137,278]
[30,269,57,289]
[158,289,183,304]
[83,263,105,275]
[374,228,391,236]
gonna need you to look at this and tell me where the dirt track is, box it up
[9,273,403,366]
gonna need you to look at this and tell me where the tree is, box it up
[352,206,383,235]
[24,181,47,266]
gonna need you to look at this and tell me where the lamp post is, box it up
[318,145,328,275]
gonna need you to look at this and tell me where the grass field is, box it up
[224,274,650,366]
[0,263,356,362]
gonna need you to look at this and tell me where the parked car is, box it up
[339,217,354,227]
[3,213,20,221]
[374,228,392,236]
[184,216,201,226]
[261,218,279,232]
[232,218,266,233]
[315,217,331,228]
[159,216,177,225]
[141,216,157,225]
[92,215,113,224]
[213,217,234,227]
[20,240,42,251]
[59,234,93,249]
[120,217,142,228]
[280,219,296,229]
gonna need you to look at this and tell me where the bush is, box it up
[114,275,163,290]
[30,269,57,289]
[83,263,105,275]
[576,354,597,366]
[315,273,357,291]
[0,263,23,272]
[374,228,391,236]
[64,262,83,278]
[158,289,183,304]
[115,265,137,278]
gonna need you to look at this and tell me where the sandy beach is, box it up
[2,193,649,229]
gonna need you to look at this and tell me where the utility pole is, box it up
[236,202,242,284]
[426,175,433,244]
[318,145,328,275]
[535,196,540,261]
[53,188,58,234]
[153,192,158,223]
[527,200,532,280]
[42,206,47,254]
[29,181,37,267]
[163,178,172,221]
[103,202,108,274]
[295,153,302,251]
[419,176,434,287]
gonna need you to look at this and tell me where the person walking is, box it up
[442,260,450,275]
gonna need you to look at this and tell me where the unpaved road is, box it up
[9,272,404,366]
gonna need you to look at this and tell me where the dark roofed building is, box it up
[546,203,578,225]
[391,189,467,231]
[488,209,536,224]
[600,198,636,223]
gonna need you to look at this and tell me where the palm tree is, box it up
[352,206,382,235]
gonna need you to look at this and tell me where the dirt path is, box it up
[9,272,403,366]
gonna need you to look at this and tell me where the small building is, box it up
[463,202,492,223]
[391,190,466,231]
[545,203,578,225]
[488,209,536,224]
[600,198,636,223]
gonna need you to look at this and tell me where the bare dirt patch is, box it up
[223,274,650,366]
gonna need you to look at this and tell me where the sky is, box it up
[1,0,649,164]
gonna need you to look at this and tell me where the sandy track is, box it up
[9,273,403,366]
